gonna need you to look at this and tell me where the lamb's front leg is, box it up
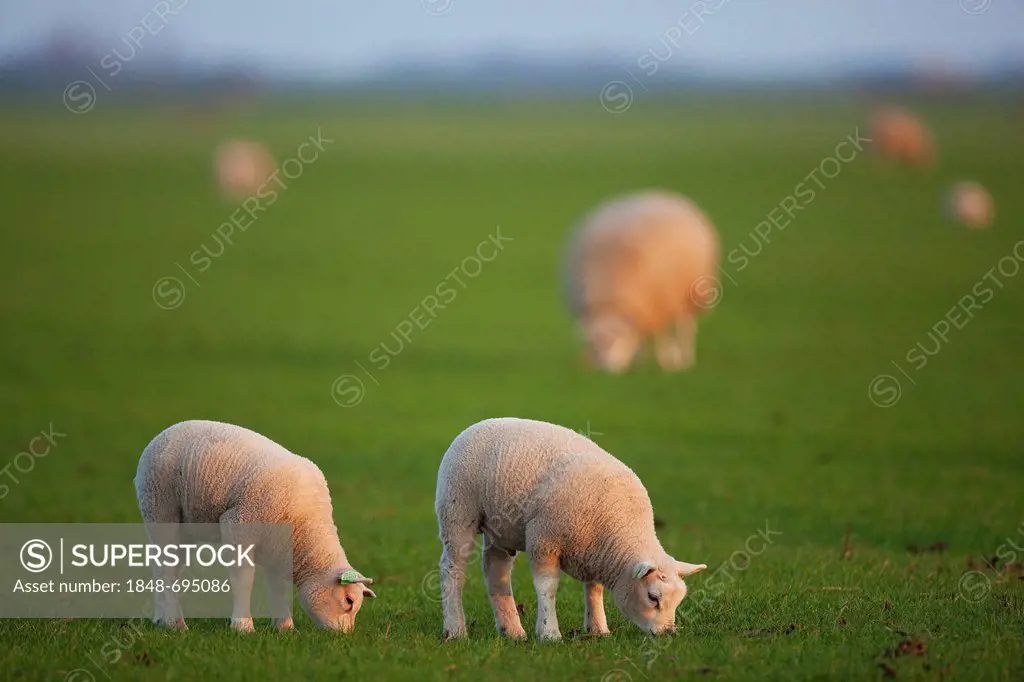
[268,565,295,631]
[220,508,256,632]
[228,561,256,633]
[583,582,610,635]
[482,538,526,640]
[529,555,562,641]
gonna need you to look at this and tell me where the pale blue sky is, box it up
[2,0,1022,77]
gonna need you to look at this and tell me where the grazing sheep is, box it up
[945,181,994,229]
[135,420,375,633]
[435,417,706,641]
[563,190,721,373]
[213,139,276,201]
[869,106,935,167]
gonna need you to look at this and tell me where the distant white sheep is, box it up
[869,106,935,167]
[135,420,375,633]
[213,139,276,201]
[434,417,706,640]
[563,190,721,373]
[945,181,994,229]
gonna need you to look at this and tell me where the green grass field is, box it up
[0,93,1022,681]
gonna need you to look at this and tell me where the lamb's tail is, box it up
[135,425,184,524]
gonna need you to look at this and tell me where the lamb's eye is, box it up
[648,593,661,609]
[345,596,355,607]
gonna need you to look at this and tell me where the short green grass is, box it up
[0,93,1022,681]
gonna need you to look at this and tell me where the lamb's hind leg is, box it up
[482,536,526,640]
[144,522,187,630]
[655,315,697,371]
[438,520,476,639]
[137,479,187,630]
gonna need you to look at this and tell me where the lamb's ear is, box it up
[633,561,658,580]
[362,586,377,599]
[676,561,708,577]
[338,569,374,585]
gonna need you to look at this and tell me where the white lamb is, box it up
[435,417,706,640]
[134,419,376,633]
[563,189,721,373]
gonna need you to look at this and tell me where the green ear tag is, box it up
[338,569,363,584]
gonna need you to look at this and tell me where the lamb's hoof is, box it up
[500,625,528,641]
[584,627,612,637]
[231,618,256,633]
[537,630,562,642]
[442,628,467,641]
[154,618,188,631]
[655,348,693,372]
[275,618,295,631]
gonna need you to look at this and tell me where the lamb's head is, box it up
[580,312,639,373]
[298,568,376,633]
[613,558,706,635]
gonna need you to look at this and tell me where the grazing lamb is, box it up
[135,420,375,633]
[869,106,935,167]
[435,417,706,640]
[563,189,721,373]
